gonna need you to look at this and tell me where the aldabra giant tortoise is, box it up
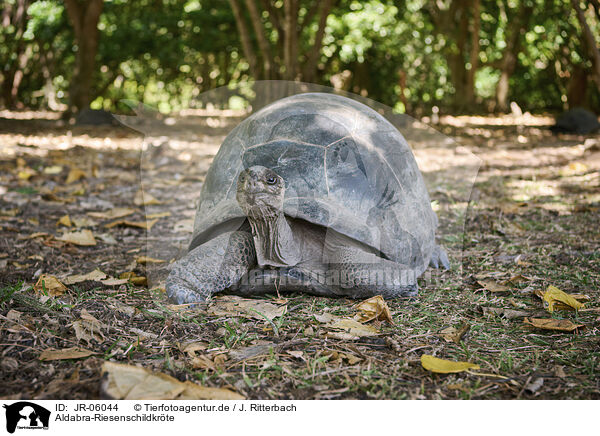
[166,93,448,303]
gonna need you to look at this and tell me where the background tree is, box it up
[63,0,104,113]
[1,0,599,115]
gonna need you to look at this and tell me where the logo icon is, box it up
[3,402,50,434]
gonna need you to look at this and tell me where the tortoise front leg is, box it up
[166,231,256,303]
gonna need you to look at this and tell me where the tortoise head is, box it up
[236,165,285,219]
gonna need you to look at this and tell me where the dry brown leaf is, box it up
[57,229,96,246]
[439,324,470,343]
[146,212,171,219]
[181,342,209,355]
[501,274,531,285]
[191,355,216,370]
[57,214,72,227]
[63,269,107,285]
[100,361,244,400]
[34,274,67,296]
[421,354,480,374]
[133,189,161,206]
[66,167,87,184]
[136,255,165,264]
[481,307,529,319]
[88,207,136,220]
[208,295,287,321]
[477,279,510,293]
[524,317,584,332]
[105,219,158,231]
[70,216,98,228]
[354,295,394,324]
[119,271,147,286]
[72,309,105,344]
[39,347,96,361]
[100,277,130,286]
[326,318,379,337]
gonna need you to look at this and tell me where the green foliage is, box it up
[2,0,600,113]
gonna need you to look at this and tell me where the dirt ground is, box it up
[0,108,598,400]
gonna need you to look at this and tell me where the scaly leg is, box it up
[166,231,256,303]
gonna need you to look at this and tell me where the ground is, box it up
[0,108,598,400]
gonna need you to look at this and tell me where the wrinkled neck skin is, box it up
[247,208,301,268]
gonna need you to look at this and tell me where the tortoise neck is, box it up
[248,212,301,268]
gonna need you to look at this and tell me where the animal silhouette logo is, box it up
[3,402,50,433]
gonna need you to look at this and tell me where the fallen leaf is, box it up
[72,309,105,344]
[57,229,96,246]
[524,317,584,332]
[66,167,87,184]
[63,269,107,285]
[326,318,379,337]
[18,167,36,180]
[43,165,63,174]
[7,310,22,321]
[439,324,470,343]
[542,285,584,312]
[287,350,304,359]
[501,274,531,285]
[481,307,529,319]
[146,212,171,219]
[100,361,244,400]
[181,342,209,355]
[34,274,67,296]
[39,347,96,361]
[88,207,136,220]
[525,377,544,394]
[136,255,165,264]
[100,277,130,286]
[105,219,158,231]
[119,271,147,286]
[208,296,287,321]
[57,214,72,227]
[477,279,510,293]
[421,354,480,374]
[134,189,161,206]
[71,216,98,228]
[354,295,394,324]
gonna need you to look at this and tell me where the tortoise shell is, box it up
[191,93,438,274]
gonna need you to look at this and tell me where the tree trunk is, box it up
[567,65,589,107]
[495,1,534,111]
[465,0,480,105]
[245,0,274,79]
[571,0,600,94]
[229,0,260,79]
[302,0,336,82]
[283,0,299,80]
[1,0,30,109]
[64,0,104,114]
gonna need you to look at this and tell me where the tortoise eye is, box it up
[265,176,278,185]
